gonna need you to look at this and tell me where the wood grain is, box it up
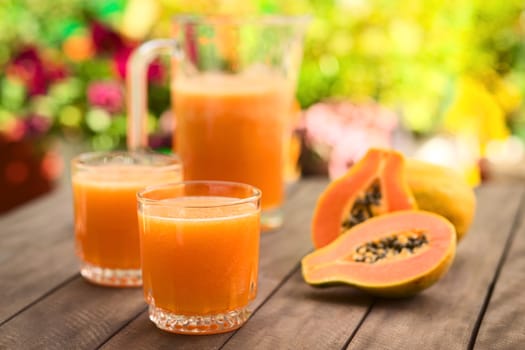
[223,270,373,350]
[0,277,146,349]
[100,178,328,349]
[2,178,522,349]
[0,187,78,324]
[345,184,523,350]
[475,188,525,349]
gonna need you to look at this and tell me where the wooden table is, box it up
[1,178,524,349]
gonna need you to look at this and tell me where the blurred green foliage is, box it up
[295,0,525,134]
[161,0,525,138]
[1,0,525,150]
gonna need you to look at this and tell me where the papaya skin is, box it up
[311,148,417,249]
[405,159,476,241]
[304,250,455,298]
[302,210,456,298]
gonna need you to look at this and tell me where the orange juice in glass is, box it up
[127,15,309,230]
[71,151,182,287]
[137,181,261,334]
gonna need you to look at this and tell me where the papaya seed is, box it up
[341,180,383,231]
[351,230,428,264]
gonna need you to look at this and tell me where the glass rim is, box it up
[172,13,312,27]
[72,150,182,171]
[137,180,262,209]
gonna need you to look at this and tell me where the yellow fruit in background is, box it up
[406,159,476,242]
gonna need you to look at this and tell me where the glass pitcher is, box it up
[127,15,309,230]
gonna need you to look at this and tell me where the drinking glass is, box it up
[137,180,261,334]
[71,151,182,286]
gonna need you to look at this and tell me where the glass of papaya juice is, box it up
[137,181,261,335]
[71,151,182,287]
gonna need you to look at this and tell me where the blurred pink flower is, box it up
[159,110,175,134]
[23,114,52,138]
[87,81,124,113]
[113,46,133,79]
[302,100,398,179]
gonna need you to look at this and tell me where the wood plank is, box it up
[223,269,373,350]
[216,184,522,350]
[100,178,328,349]
[0,186,78,324]
[345,184,523,349]
[5,179,516,349]
[0,185,70,242]
[0,277,145,349]
[475,189,525,349]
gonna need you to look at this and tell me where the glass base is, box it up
[80,261,142,287]
[261,207,283,232]
[148,304,251,335]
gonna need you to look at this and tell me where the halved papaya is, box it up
[312,148,417,249]
[302,210,456,298]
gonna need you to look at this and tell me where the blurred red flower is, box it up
[7,48,47,96]
[6,47,68,96]
[87,19,165,83]
[46,63,69,81]
[87,81,124,113]
[90,20,126,54]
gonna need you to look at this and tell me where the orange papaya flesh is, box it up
[312,148,417,249]
[302,210,456,298]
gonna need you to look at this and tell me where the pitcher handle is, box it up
[126,39,179,151]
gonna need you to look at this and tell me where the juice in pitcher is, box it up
[126,15,309,231]
[174,73,292,214]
